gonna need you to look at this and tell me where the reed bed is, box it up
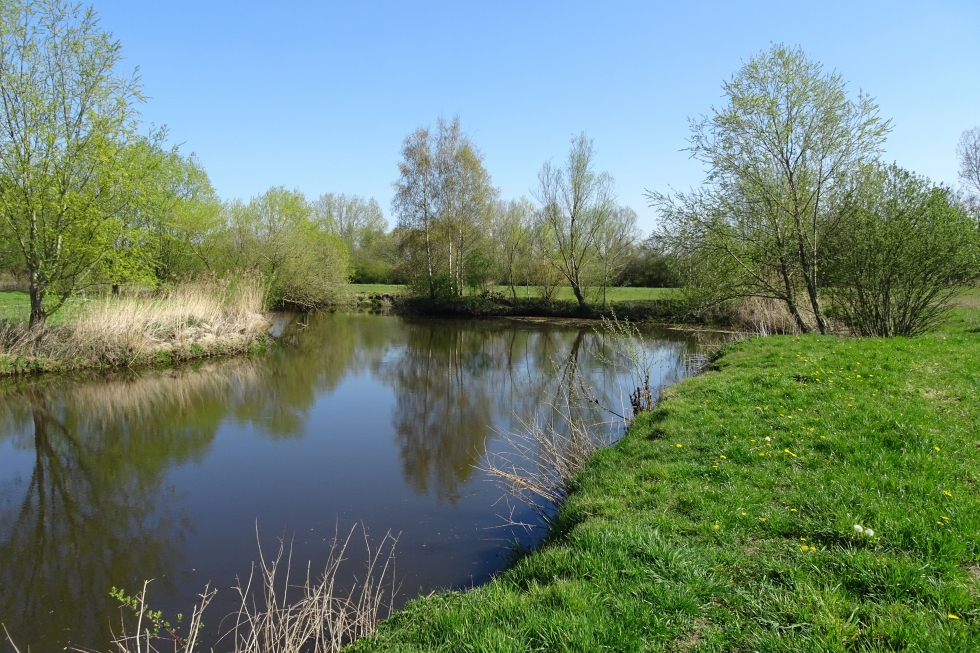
[0,276,270,374]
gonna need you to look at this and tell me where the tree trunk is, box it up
[29,276,46,330]
[572,283,587,309]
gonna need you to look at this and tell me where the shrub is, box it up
[826,164,980,336]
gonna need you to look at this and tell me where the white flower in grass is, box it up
[864,528,875,537]
[853,524,875,538]
[853,524,864,534]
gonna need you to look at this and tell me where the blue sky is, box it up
[94,0,980,236]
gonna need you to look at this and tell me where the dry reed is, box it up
[0,276,269,372]
[482,398,608,527]
[224,525,399,653]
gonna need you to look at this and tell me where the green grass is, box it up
[491,286,680,302]
[344,283,409,296]
[350,309,980,652]
[0,290,86,325]
[0,290,28,322]
[344,284,680,302]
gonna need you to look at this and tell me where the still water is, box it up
[0,312,701,650]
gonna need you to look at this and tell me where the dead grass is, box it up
[0,276,270,374]
[225,526,399,653]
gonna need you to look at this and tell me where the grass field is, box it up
[0,290,81,325]
[345,284,680,302]
[350,308,980,651]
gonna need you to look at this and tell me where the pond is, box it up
[0,312,705,651]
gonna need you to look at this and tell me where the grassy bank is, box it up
[349,309,980,651]
[0,280,270,376]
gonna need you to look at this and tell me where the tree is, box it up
[313,193,386,252]
[220,187,350,308]
[535,133,616,309]
[434,117,497,293]
[650,44,890,333]
[0,0,145,328]
[392,117,497,299]
[492,198,535,299]
[593,205,639,308]
[957,127,980,224]
[150,149,224,280]
[392,127,437,297]
[826,164,980,336]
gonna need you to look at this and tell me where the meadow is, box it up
[344,284,680,302]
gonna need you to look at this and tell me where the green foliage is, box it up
[652,44,890,334]
[463,249,494,294]
[215,187,351,309]
[352,312,980,651]
[110,585,202,650]
[536,134,620,308]
[826,164,980,336]
[393,117,498,299]
[0,0,146,327]
[616,239,681,288]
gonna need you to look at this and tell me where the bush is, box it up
[826,164,980,336]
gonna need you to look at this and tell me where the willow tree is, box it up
[536,133,616,309]
[651,44,890,333]
[0,0,144,328]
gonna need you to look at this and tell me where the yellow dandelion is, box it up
[676,444,683,448]
[713,524,720,530]
[760,517,767,522]
[784,449,798,457]
[741,512,747,516]
[720,455,727,459]
[942,516,950,521]
[943,490,953,497]
[800,537,806,541]
[949,614,960,620]
[934,446,941,451]
[790,508,797,512]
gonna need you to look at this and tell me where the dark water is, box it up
[0,312,701,651]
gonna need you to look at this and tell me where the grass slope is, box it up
[351,310,980,652]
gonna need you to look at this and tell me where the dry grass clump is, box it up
[0,275,270,371]
[733,296,804,335]
[225,526,399,653]
[483,398,611,527]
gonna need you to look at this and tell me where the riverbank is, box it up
[0,280,271,377]
[349,308,980,651]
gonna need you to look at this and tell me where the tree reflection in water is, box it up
[0,313,697,651]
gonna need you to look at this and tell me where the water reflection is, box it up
[0,313,700,651]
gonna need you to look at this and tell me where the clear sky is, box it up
[92,0,980,236]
